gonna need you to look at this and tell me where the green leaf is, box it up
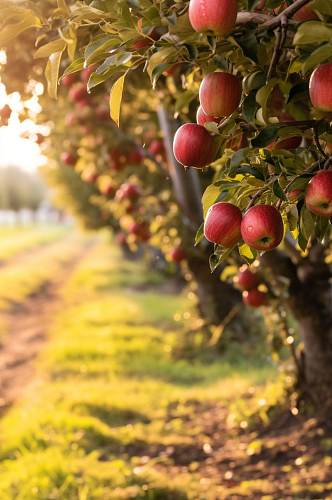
[194,223,204,246]
[238,244,257,264]
[109,73,126,127]
[302,43,332,75]
[45,50,64,99]
[300,206,315,240]
[209,247,233,272]
[242,92,257,123]
[272,180,286,200]
[293,21,332,46]
[147,47,178,84]
[202,184,220,217]
[84,35,120,65]
[34,39,66,59]
[251,126,279,148]
[62,57,84,77]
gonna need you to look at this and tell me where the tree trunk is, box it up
[157,106,241,326]
[261,245,332,410]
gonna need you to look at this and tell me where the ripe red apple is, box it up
[241,205,284,251]
[148,139,165,156]
[309,64,332,112]
[199,72,241,118]
[189,0,237,35]
[242,289,268,307]
[109,149,127,171]
[69,83,89,103]
[81,65,97,84]
[129,221,150,241]
[61,73,77,87]
[204,202,242,247]
[196,106,219,126]
[305,170,332,217]
[293,3,318,21]
[268,136,302,150]
[287,189,303,202]
[163,63,181,77]
[235,266,260,291]
[170,246,186,263]
[132,27,160,50]
[61,151,77,166]
[116,183,140,201]
[128,147,144,164]
[173,123,218,168]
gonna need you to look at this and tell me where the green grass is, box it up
[0,241,276,499]
[0,224,69,263]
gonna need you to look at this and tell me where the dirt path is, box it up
[0,238,96,416]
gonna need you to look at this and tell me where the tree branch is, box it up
[236,0,312,30]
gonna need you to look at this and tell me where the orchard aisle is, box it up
[0,231,96,414]
[0,240,330,499]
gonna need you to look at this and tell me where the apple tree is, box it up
[1,0,332,408]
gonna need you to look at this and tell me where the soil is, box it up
[0,240,95,416]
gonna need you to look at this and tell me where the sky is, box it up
[0,78,46,172]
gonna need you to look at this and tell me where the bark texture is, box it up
[261,244,332,410]
[157,106,241,326]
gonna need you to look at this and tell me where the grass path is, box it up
[0,239,330,499]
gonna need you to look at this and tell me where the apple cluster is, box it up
[234,266,268,308]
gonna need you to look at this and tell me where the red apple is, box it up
[128,147,144,164]
[148,139,165,156]
[309,64,332,112]
[129,221,150,241]
[235,266,260,291]
[199,72,241,118]
[173,123,218,169]
[109,149,127,171]
[132,28,160,50]
[170,246,186,263]
[204,202,242,247]
[242,289,268,307]
[287,189,303,202]
[241,205,284,251]
[69,83,89,103]
[116,183,140,201]
[81,65,97,84]
[293,3,318,21]
[61,152,77,166]
[196,105,219,126]
[189,0,237,36]
[305,170,332,217]
[61,73,77,87]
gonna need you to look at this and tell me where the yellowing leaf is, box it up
[45,50,64,99]
[0,9,41,46]
[34,39,66,59]
[57,0,70,15]
[109,74,126,127]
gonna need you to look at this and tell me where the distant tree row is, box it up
[0,166,46,214]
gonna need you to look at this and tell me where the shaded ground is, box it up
[0,235,331,499]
